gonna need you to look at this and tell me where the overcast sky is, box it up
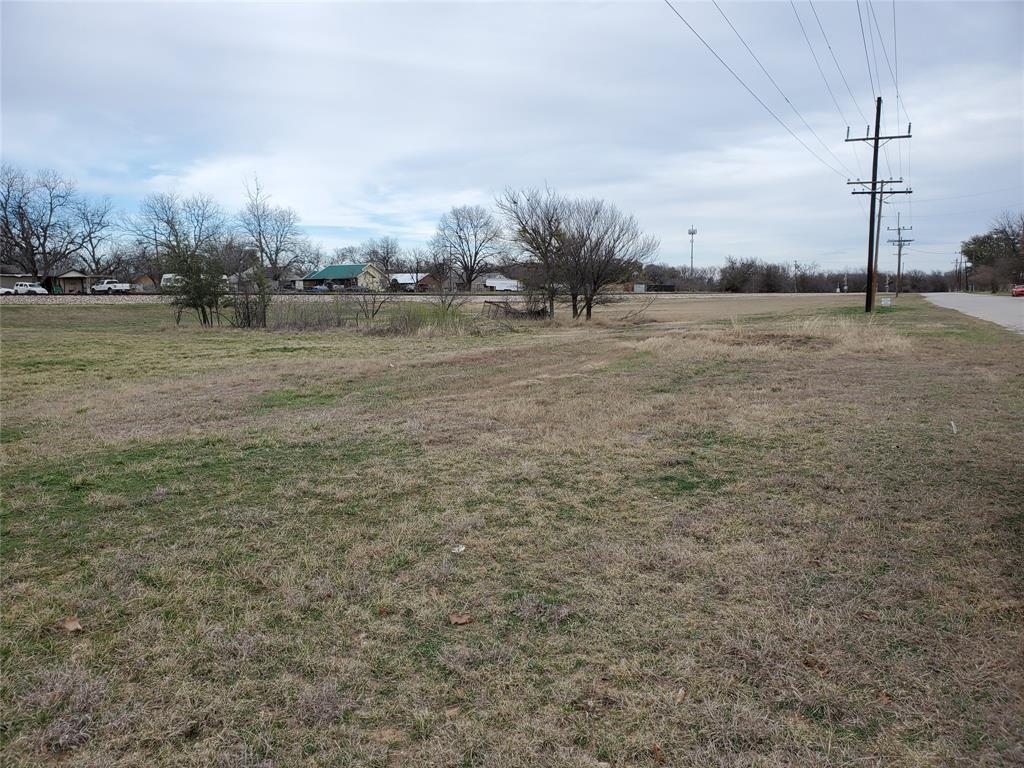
[2,1,1022,272]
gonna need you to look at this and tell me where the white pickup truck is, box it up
[91,279,131,294]
[13,281,47,295]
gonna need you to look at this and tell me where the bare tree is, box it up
[425,245,467,311]
[585,207,657,317]
[294,239,324,276]
[559,199,657,319]
[429,204,504,291]
[332,245,360,264]
[76,197,118,275]
[496,187,567,318]
[238,177,307,284]
[128,193,227,324]
[219,237,258,280]
[990,210,1023,261]
[0,165,87,281]
[117,239,163,288]
[360,236,402,278]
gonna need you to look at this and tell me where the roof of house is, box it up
[389,272,431,284]
[304,264,371,281]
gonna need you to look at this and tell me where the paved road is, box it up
[923,293,1024,334]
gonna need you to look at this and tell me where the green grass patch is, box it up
[255,388,338,409]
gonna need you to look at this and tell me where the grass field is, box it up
[1,294,1021,767]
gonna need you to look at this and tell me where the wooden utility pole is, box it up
[849,178,911,301]
[845,97,912,312]
[887,212,913,296]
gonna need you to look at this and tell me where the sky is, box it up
[2,0,1022,273]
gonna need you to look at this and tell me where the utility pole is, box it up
[849,178,911,302]
[953,250,964,292]
[845,97,912,312]
[688,226,697,271]
[886,212,913,296]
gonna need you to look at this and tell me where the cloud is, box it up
[2,0,1021,271]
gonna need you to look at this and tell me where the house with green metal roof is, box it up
[302,263,386,290]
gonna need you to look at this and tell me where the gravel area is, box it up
[0,294,171,306]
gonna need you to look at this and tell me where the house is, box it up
[227,267,305,291]
[275,270,305,291]
[483,276,523,292]
[303,263,387,290]
[629,282,674,293]
[471,272,523,292]
[0,265,35,289]
[131,274,159,292]
[53,270,105,295]
[388,272,436,292]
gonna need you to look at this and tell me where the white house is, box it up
[483,276,523,292]
[389,272,425,291]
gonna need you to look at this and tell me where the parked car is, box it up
[305,285,329,293]
[1012,285,1024,297]
[91,279,132,294]
[13,282,47,295]
[0,286,14,296]
[160,273,183,289]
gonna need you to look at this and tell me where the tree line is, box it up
[960,211,1024,291]
[0,166,324,288]
[7,163,1015,322]
[0,167,661,322]
[640,258,956,294]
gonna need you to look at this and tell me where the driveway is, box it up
[922,292,1024,334]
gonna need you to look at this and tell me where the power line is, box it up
[907,246,957,256]
[802,0,867,199]
[877,0,904,179]
[855,0,893,179]
[659,0,847,178]
[863,4,894,179]
[868,0,906,119]
[867,0,902,179]
[788,3,847,126]
[712,0,855,176]
[910,202,1023,218]
[888,0,905,179]
[914,184,1023,203]
[807,0,869,125]
[855,0,877,99]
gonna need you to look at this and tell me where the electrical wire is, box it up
[808,0,868,125]
[660,0,847,178]
[867,0,902,179]
[868,0,907,119]
[906,247,956,256]
[788,2,848,127]
[855,0,877,99]
[909,203,1023,219]
[914,184,1023,203]
[712,0,855,177]
[892,0,910,226]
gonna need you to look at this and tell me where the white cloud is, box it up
[2,0,1021,271]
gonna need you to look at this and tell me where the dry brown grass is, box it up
[1,295,1022,766]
